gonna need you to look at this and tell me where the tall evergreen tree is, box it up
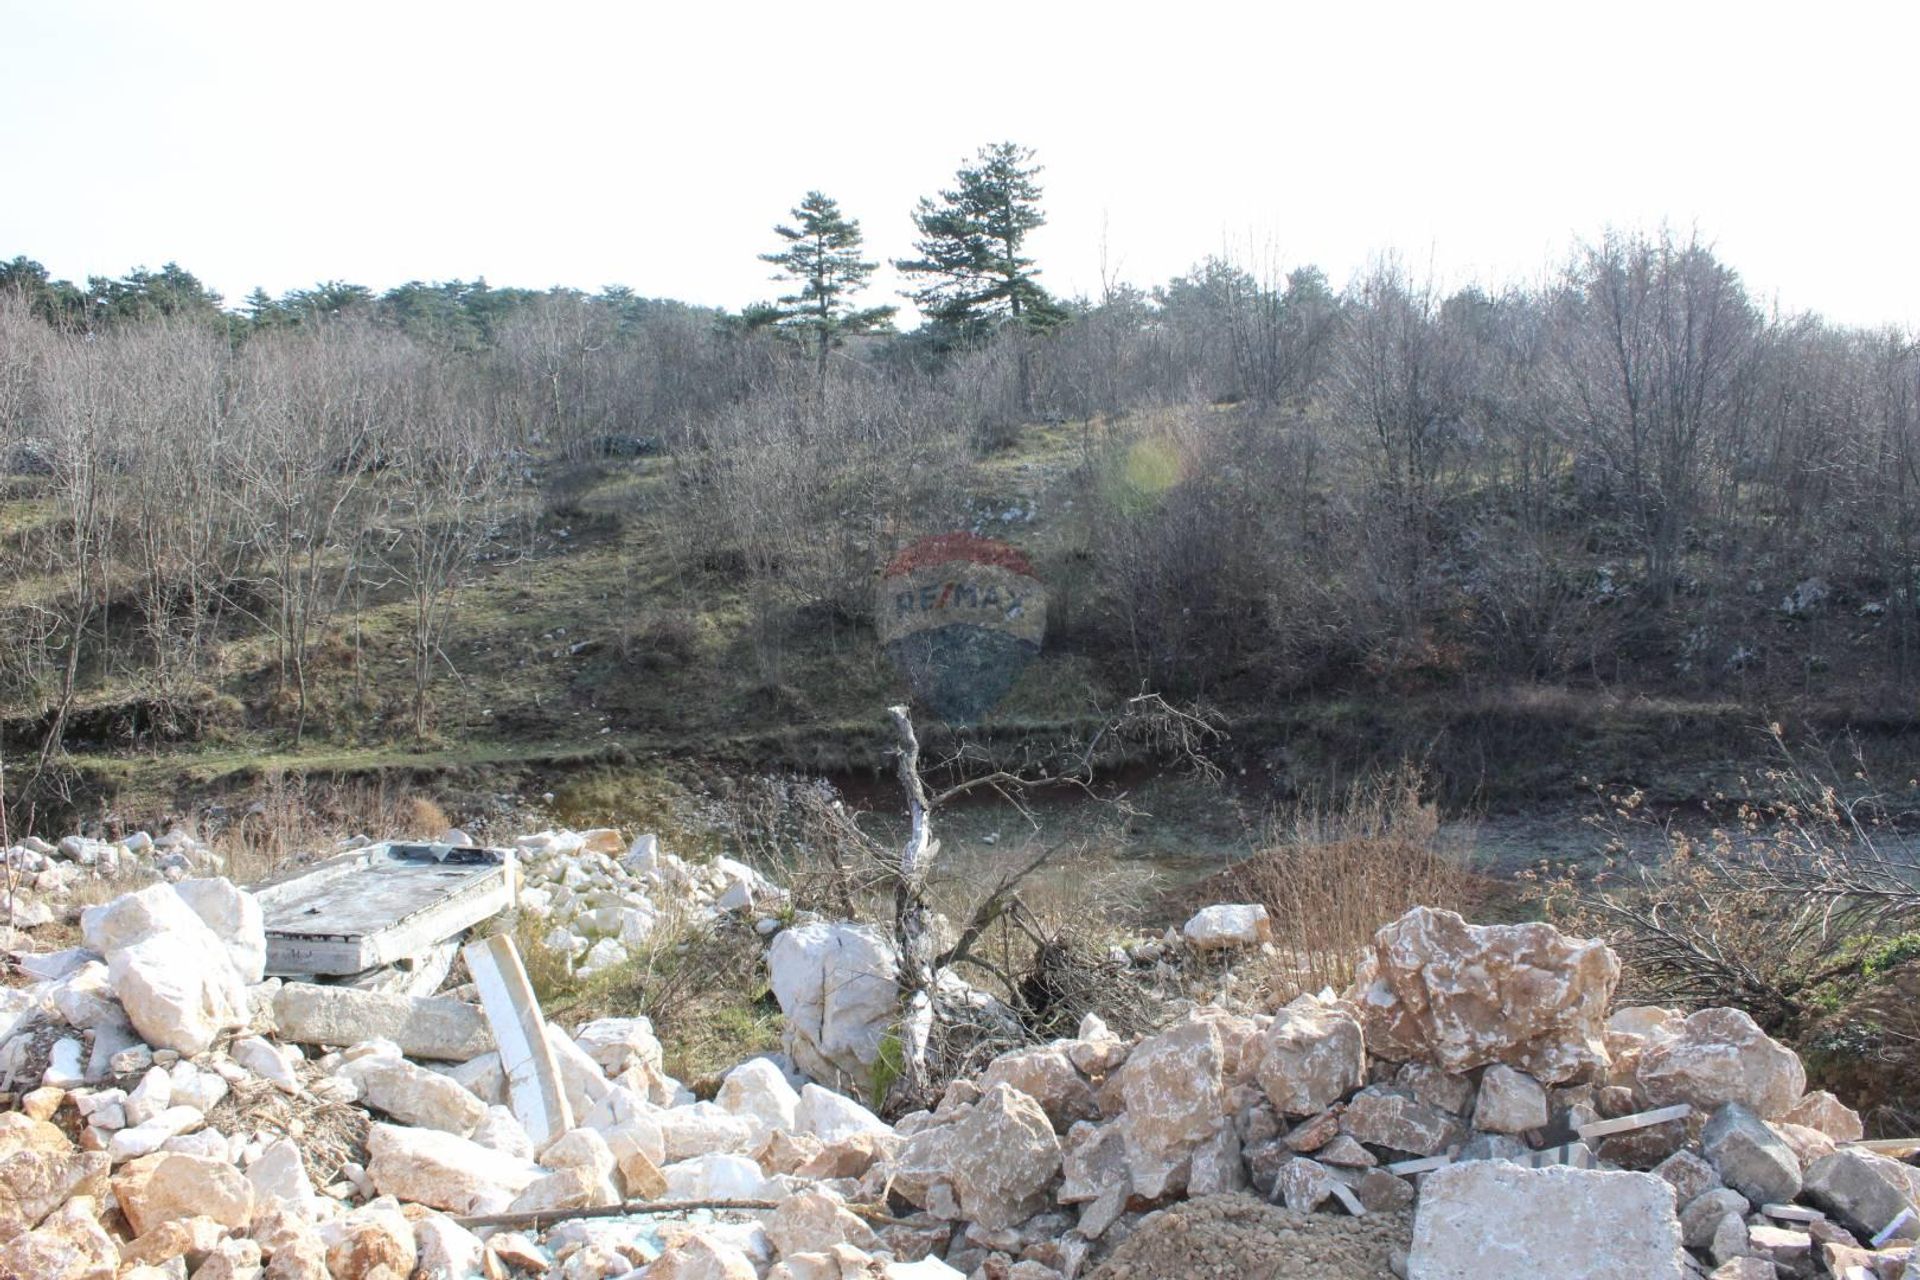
[757,191,894,388]
[895,143,1065,345]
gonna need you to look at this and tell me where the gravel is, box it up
[1088,1194,1412,1280]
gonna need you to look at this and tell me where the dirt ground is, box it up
[1088,1195,1412,1280]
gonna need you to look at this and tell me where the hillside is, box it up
[6,237,1920,835]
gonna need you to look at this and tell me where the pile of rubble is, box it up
[2,829,225,932]
[0,822,1914,1280]
[510,829,780,978]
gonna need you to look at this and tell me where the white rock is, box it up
[796,1084,891,1145]
[231,1037,300,1094]
[717,1057,800,1142]
[80,882,202,956]
[169,1062,227,1113]
[108,1106,205,1162]
[108,931,249,1056]
[573,1017,663,1077]
[364,1122,543,1214]
[1635,1008,1807,1119]
[1409,1161,1684,1279]
[577,937,628,975]
[246,1137,315,1213]
[413,1212,486,1279]
[172,879,267,984]
[124,1066,173,1126]
[42,1037,88,1088]
[471,1105,534,1159]
[341,1050,488,1136]
[1473,1065,1550,1134]
[1182,903,1272,951]
[656,1103,756,1161]
[768,922,899,1087]
[660,1154,770,1201]
[544,1025,613,1123]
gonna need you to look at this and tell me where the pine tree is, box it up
[895,142,1066,345]
[758,191,894,388]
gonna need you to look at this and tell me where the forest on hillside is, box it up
[4,145,1920,819]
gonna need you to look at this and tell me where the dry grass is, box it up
[1202,764,1479,1002]
[502,909,780,1093]
[211,773,453,883]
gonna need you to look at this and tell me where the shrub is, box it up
[1216,764,1479,1001]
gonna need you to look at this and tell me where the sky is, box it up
[3,1,1916,329]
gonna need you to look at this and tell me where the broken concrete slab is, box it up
[272,982,491,1061]
[464,934,574,1151]
[1408,1161,1685,1279]
[255,841,515,977]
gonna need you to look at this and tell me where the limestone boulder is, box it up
[273,983,491,1061]
[318,1201,416,1280]
[656,1103,757,1162]
[979,1045,1097,1132]
[796,1084,892,1145]
[768,922,899,1088]
[112,1152,253,1236]
[1409,1162,1685,1279]
[412,1212,486,1280]
[1700,1103,1802,1206]
[1182,904,1271,951]
[231,1036,300,1094]
[1115,1017,1226,1199]
[1339,1086,1467,1157]
[246,1137,315,1215]
[910,1083,1061,1229]
[887,1082,1059,1228]
[1255,993,1366,1117]
[0,1195,118,1280]
[574,1016,664,1077]
[1801,1149,1919,1241]
[1679,1188,1750,1249]
[1473,1065,1550,1134]
[80,881,202,955]
[0,1115,109,1241]
[341,1050,488,1136]
[108,927,249,1056]
[364,1122,542,1214]
[1346,907,1618,1084]
[120,1215,228,1270]
[507,1165,619,1214]
[541,1126,617,1182]
[660,1154,772,1201]
[1780,1089,1863,1142]
[1634,1008,1805,1119]
[648,1233,760,1280]
[172,878,267,984]
[716,1057,801,1142]
[1058,1120,1129,1203]
[766,1190,881,1257]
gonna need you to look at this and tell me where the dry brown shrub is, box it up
[1536,746,1920,1135]
[1219,764,1478,1002]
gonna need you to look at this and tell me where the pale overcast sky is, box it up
[4,1,1915,328]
